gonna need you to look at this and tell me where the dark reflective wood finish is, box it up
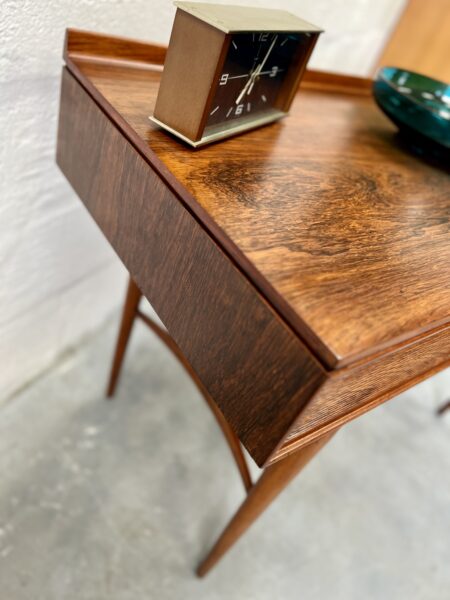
[57,65,325,467]
[57,30,450,464]
[56,29,450,574]
[64,31,450,371]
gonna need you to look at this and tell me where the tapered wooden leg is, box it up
[437,399,450,415]
[136,308,253,492]
[197,431,335,577]
[106,275,253,491]
[106,276,142,397]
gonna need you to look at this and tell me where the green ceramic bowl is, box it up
[373,67,450,156]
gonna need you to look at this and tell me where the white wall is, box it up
[0,0,405,402]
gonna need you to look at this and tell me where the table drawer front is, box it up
[56,68,325,466]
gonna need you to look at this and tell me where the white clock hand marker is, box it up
[246,34,278,95]
[235,34,278,105]
[235,68,257,106]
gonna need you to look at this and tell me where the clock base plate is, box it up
[149,109,286,147]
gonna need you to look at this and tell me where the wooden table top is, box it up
[69,44,449,371]
[57,30,450,465]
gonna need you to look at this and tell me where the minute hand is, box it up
[235,34,278,105]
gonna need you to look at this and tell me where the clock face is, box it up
[205,32,309,131]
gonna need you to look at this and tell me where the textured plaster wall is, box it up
[0,0,405,401]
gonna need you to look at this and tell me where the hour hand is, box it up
[235,74,254,105]
[235,34,278,105]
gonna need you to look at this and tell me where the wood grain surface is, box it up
[64,28,167,66]
[57,68,325,467]
[279,323,450,458]
[57,31,450,464]
[64,37,450,370]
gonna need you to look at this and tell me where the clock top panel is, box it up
[174,2,322,34]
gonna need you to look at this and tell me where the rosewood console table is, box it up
[56,30,450,575]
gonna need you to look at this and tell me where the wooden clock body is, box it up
[152,2,321,146]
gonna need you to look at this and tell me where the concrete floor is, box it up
[1,313,449,600]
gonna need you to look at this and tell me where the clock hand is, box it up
[235,34,278,105]
[245,34,278,96]
[235,67,257,105]
[249,34,278,87]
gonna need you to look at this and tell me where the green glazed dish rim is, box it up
[376,66,450,119]
[374,66,450,152]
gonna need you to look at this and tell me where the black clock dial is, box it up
[205,32,309,130]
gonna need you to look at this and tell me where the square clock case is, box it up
[151,2,322,146]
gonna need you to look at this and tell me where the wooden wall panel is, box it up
[376,0,450,82]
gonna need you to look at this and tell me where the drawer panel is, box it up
[56,67,325,466]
